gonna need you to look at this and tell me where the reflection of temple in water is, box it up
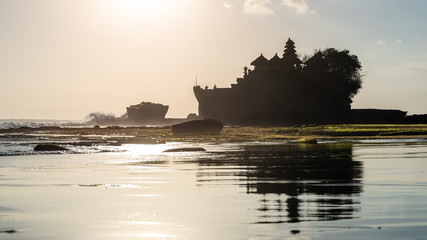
[192,143,363,223]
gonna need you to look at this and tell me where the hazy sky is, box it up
[1,0,427,120]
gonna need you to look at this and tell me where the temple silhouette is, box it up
[194,38,365,125]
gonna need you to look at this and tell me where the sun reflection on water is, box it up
[128,233,178,239]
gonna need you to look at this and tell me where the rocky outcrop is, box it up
[298,138,318,144]
[172,119,223,136]
[163,147,206,152]
[350,109,407,123]
[34,144,68,151]
[402,114,427,124]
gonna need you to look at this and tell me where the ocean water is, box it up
[1,139,427,239]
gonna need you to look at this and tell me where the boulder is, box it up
[298,138,317,144]
[34,144,68,151]
[172,119,223,136]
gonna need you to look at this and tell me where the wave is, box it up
[0,119,86,129]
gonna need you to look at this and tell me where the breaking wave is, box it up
[84,112,117,125]
[0,119,85,129]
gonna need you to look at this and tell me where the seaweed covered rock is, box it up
[298,138,318,144]
[34,144,68,151]
[163,147,206,153]
[172,119,223,136]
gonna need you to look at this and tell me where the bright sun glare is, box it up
[110,0,178,21]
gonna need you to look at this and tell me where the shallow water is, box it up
[1,140,427,239]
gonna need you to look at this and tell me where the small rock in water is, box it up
[34,144,68,151]
[290,229,300,235]
[163,147,206,153]
[298,138,317,144]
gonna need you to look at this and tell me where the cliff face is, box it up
[194,79,349,125]
[194,87,233,123]
[193,39,363,125]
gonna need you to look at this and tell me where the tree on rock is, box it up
[322,48,362,99]
[302,48,363,120]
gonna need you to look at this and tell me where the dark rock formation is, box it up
[298,138,318,144]
[34,144,68,151]
[163,147,207,152]
[349,109,407,123]
[172,119,223,136]
[402,114,427,124]
[126,102,169,125]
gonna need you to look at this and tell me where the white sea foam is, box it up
[0,119,85,129]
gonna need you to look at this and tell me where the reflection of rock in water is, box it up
[192,143,363,223]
